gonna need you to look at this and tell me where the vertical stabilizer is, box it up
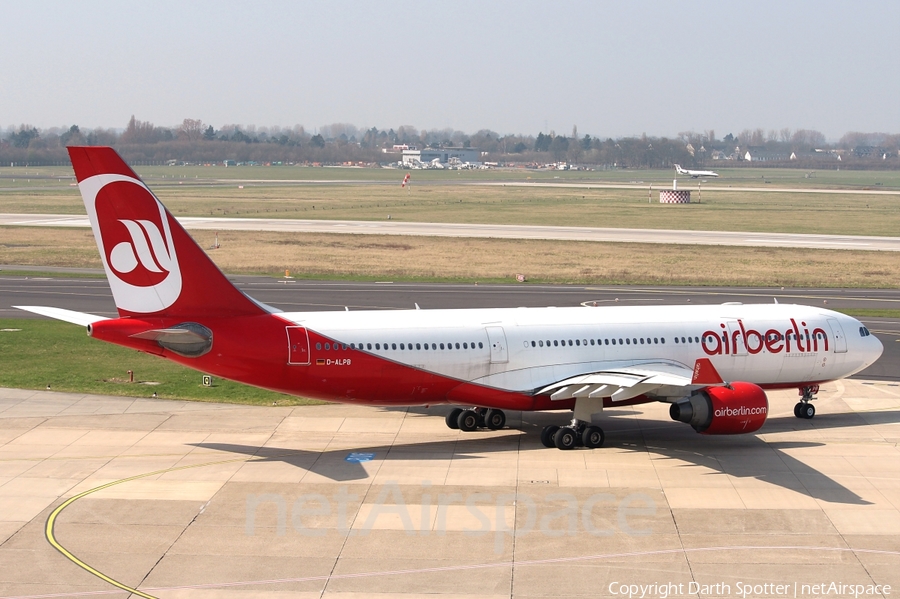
[68,147,264,319]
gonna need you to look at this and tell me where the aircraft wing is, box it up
[537,359,724,403]
[14,306,110,327]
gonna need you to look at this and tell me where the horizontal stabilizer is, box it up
[14,306,109,327]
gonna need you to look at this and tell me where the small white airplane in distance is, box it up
[16,148,882,450]
[675,164,719,178]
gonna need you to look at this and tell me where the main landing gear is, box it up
[794,385,819,420]
[540,419,605,450]
[445,407,507,432]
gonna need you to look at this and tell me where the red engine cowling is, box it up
[669,382,768,434]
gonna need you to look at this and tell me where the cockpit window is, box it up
[859,326,871,337]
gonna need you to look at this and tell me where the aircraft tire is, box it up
[485,409,506,430]
[458,409,479,432]
[554,427,578,450]
[793,403,803,418]
[541,425,559,448]
[446,408,463,429]
[800,403,816,419]
[582,425,605,449]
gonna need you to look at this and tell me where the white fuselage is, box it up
[282,303,881,394]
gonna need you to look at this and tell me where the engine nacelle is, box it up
[669,382,768,434]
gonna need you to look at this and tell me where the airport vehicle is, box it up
[675,164,719,178]
[17,148,882,450]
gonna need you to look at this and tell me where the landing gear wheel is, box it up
[799,403,816,419]
[793,402,804,418]
[541,425,559,448]
[484,409,506,430]
[446,408,463,429]
[554,426,578,450]
[457,409,479,432]
[582,425,605,449]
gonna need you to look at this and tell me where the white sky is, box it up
[2,0,898,140]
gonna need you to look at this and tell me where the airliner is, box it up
[16,148,882,450]
[675,164,719,178]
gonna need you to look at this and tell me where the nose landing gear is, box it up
[794,385,819,419]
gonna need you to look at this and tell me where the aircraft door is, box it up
[485,326,509,364]
[726,321,748,355]
[827,318,848,353]
[286,326,311,365]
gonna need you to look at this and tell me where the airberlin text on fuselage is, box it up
[702,319,828,356]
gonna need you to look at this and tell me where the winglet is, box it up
[691,358,724,385]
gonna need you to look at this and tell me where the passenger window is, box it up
[626,339,630,345]
[465,342,469,349]
[399,343,405,350]
[612,339,616,345]
[568,340,573,346]
[440,343,445,349]
[661,338,665,344]
[530,341,535,347]
[553,340,558,347]
[539,340,544,347]
[316,343,322,350]
[604,339,609,345]
[455,343,460,349]
[576,339,580,346]
[375,343,380,350]
[590,339,595,345]
[632,338,637,344]
[479,342,483,349]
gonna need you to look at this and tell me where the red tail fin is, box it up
[68,147,264,319]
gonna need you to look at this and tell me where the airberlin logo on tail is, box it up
[701,319,829,356]
[108,219,174,284]
[79,174,182,313]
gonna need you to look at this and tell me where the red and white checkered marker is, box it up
[401,173,410,187]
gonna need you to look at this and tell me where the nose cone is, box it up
[869,333,884,366]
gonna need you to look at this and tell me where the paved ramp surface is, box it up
[0,383,898,597]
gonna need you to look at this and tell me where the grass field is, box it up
[0,318,321,405]
[3,226,899,288]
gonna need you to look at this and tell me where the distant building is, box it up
[743,148,789,162]
[402,147,480,166]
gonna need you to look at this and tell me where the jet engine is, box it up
[669,382,768,434]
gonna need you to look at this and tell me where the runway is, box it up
[3,213,900,251]
[1,271,897,380]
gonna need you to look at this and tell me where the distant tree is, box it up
[203,125,216,141]
[511,142,527,153]
[177,118,204,142]
[534,132,551,152]
[9,126,39,148]
[550,135,569,160]
[59,125,85,147]
[310,134,325,148]
[582,134,592,150]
